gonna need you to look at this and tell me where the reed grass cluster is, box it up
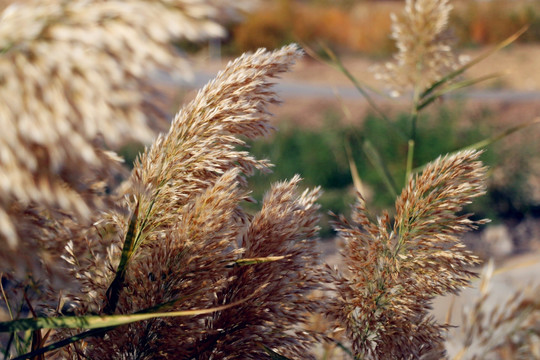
[328,150,487,359]
[1,0,539,359]
[52,44,329,359]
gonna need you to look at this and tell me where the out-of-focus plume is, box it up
[373,0,465,97]
[0,0,248,256]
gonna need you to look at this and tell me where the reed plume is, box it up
[0,0,248,253]
[373,0,465,97]
[329,150,487,359]
[53,44,328,359]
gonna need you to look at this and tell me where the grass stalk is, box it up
[103,200,140,315]
[405,139,415,186]
[304,42,408,141]
[419,25,528,101]
[362,140,398,198]
[1,296,253,333]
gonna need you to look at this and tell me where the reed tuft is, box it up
[328,150,487,359]
[53,45,328,359]
[373,0,465,97]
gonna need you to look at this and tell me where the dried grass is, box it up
[446,260,540,360]
[52,45,329,359]
[328,150,487,359]
[1,0,539,359]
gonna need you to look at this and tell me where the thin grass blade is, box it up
[412,117,540,174]
[225,255,288,268]
[462,117,540,151]
[405,139,415,186]
[328,339,355,359]
[23,293,44,360]
[12,327,115,360]
[260,344,293,359]
[420,26,528,100]
[363,140,398,198]
[103,200,140,314]
[0,297,249,333]
[9,295,254,359]
[417,73,502,111]
[345,140,364,195]
[303,42,408,141]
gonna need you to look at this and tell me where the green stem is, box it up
[405,140,415,186]
[305,42,408,141]
[406,82,421,187]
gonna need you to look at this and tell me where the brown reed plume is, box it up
[52,44,328,359]
[328,150,487,359]
[373,0,465,97]
[0,0,249,253]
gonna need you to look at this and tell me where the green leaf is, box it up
[7,293,255,360]
[103,200,140,314]
[363,140,398,198]
[405,139,415,186]
[419,26,528,101]
[11,327,113,360]
[417,73,501,112]
[0,298,247,333]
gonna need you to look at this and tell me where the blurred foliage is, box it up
[452,1,540,46]
[226,0,540,56]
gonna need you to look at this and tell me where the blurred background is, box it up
[3,0,539,257]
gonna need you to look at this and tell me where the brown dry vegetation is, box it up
[2,1,540,359]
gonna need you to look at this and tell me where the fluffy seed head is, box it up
[329,150,487,359]
[373,0,465,97]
